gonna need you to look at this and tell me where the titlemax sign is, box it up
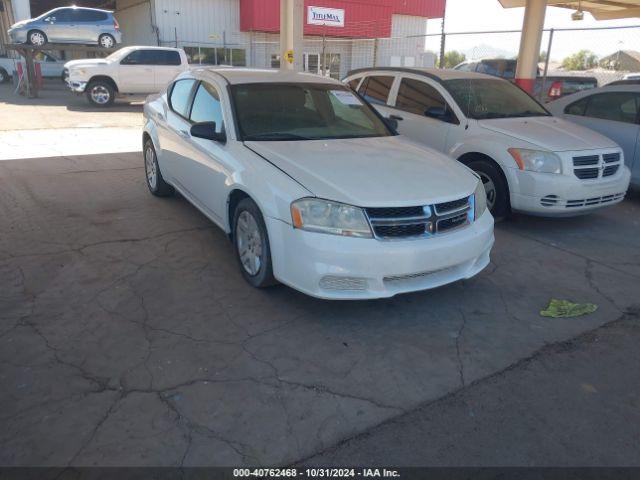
[307,6,345,27]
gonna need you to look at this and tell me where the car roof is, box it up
[345,67,498,83]
[123,46,183,51]
[51,6,113,13]
[192,68,344,86]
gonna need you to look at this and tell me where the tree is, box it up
[440,51,466,69]
[562,50,598,71]
[538,51,548,63]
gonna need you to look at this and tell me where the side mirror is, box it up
[190,122,226,143]
[425,106,447,120]
[384,116,398,131]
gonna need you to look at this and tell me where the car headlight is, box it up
[291,198,372,238]
[474,180,487,219]
[508,148,562,174]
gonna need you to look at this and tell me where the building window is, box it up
[183,47,246,67]
[270,54,280,69]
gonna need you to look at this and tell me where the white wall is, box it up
[115,0,157,46]
[153,0,249,47]
[10,0,30,21]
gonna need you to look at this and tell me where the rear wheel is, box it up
[232,198,277,288]
[98,34,115,49]
[28,30,47,46]
[86,80,115,107]
[144,139,174,197]
[466,158,510,220]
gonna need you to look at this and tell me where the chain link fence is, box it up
[160,24,640,95]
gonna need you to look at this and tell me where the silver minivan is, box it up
[8,7,122,48]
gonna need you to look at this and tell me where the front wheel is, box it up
[86,81,115,107]
[28,30,47,46]
[232,198,277,288]
[98,34,116,49]
[466,158,510,220]
[0,68,8,84]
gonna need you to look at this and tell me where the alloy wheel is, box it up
[478,171,497,211]
[100,35,115,48]
[30,32,45,46]
[90,85,111,105]
[236,211,263,276]
[145,146,157,190]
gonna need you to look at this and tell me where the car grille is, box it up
[365,196,472,240]
[565,192,625,208]
[573,152,622,180]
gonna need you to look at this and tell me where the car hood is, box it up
[64,59,110,69]
[478,116,618,151]
[10,20,30,29]
[245,136,478,207]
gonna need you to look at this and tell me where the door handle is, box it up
[178,130,190,138]
[389,114,404,121]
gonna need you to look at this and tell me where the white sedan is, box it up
[143,68,494,299]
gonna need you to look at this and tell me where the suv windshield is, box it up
[445,78,549,120]
[231,83,393,141]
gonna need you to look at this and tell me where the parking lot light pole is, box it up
[280,0,303,72]
[515,0,547,93]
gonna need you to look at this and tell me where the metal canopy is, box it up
[498,0,640,20]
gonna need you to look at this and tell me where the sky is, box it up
[424,0,640,61]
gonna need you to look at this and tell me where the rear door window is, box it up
[169,79,197,118]
[357,75,394,105]
[75,10,108,22]
[153,50,182,66]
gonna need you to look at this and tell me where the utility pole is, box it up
[280,0,303,71]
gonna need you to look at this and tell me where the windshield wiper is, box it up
[508,110,549,118]
[245,132,311,141]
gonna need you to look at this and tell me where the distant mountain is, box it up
[461,44,517,60]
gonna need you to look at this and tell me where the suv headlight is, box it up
[474,180,487,219]
[291,198,372,238]
[508,148,562,174]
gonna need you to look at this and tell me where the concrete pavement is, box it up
[1,152,639,466]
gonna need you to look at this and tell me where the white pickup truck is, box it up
[64,46,188,107]
[1,52,66,83]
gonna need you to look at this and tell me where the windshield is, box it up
[231,83,393,141]
[444,78,550,120]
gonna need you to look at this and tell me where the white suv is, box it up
[143,69,494,299]
[344,68,631,218]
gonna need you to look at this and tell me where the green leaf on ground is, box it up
[540,299,598,318]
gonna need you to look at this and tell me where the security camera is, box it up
[572,10,584,21]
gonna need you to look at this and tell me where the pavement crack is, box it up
[455,309,467,387]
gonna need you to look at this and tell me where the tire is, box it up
[98,34,116,49]
[85,80,115,107]
[466,158,510,220]
[144,139,174,197]
[232,198,277,289]
[0,68,8,84]
[27,30,47,46]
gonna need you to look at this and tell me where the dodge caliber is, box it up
[142,69,494,299]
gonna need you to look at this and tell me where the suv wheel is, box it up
[98,34,115,49]
[86,81,115,107]
[466,158,510,220]
[232,198,277,288]
[28,30,47,46]
[144,139,174,197]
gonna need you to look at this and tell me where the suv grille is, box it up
[573,152,622,180]
[365,196,472,240]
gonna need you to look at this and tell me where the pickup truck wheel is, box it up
[28,30,47,46]
[467,159,510,220]
[232,198,277,289]
[86,81,115,107]
[98,34,115,49]
[144,139,174,197]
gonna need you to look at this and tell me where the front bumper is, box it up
[66,78,88,93]
[267,210,494,300]
[507,166,631,216]
[8,29,27,44]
